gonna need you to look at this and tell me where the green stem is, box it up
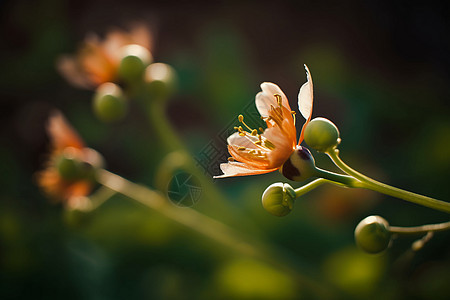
[326,149,450,214]
[314,168,364,188]
[389,221,450,235]
[294,178,328,198]
[95,169,336,298]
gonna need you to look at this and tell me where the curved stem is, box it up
[314,168,364,188]
[326,149,450,214]
[389,221,450,235]
[294,178,328,198]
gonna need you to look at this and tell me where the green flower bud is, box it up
[280,146,318,182]
[144,63,177,100]
[56,147,103,182]
[355,216,391,254]
[118,44,152,83]
[304,117,340,152]
[93,82,127,122]
[262,183,296,217]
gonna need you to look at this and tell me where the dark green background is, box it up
[1,0,449,299]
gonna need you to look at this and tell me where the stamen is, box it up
[274,94,282,107]
[264,140,275,150]
[240,119,254,133]
[291,111,296,125]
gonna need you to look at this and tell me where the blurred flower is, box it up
[215,65,314,178]
[36,111,103,205]
[57,24,152,89]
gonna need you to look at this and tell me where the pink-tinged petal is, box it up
[298,64,314,144]
[298,64,313,120]
[264,125,296,167]
[227,132,259,149]
[256,82,291,117]
[56,56,95,89]
[214,162,277,178]
[47,111,85,152]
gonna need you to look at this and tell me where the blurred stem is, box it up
[88,186,116,211]
[389,221,450,235]
[96,169,337,298]
[147,100,183,152]
[326,149,450,214]
[141,96,264,235]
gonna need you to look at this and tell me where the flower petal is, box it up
[298,64,313,121]
[264,125,296,167]
[214,162,277,178]
[47,111,85,152]
[256,82,291,117]
[227,132,259,149]
[228,145,270,168]
[56,56,95,89]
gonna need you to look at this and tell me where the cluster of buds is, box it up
[58,25,176,122]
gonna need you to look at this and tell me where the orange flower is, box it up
[36,112,102,203]
[57,24,152,89]
[215,65,314,178]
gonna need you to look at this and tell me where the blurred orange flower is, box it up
[36,112,103,204]
[57,24,152,89]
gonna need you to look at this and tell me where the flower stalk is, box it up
[325,149,450,214]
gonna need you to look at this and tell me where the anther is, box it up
[255,140,262,146]
[274,94,282,107]
[238,115,244,122]
[251,129,258,136]
[259,127,264,133]
[264,140,275,150]
[238,146,246,151]
[228,157,235,162]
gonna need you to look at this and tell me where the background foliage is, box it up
[1,0,449,299]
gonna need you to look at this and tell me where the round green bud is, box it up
[93,82,127,122]
[55,148,91,181]
[261,183,296,217]
[117,44,153,83]
[354,216,391,254]
[304,117,340,152]
[280,146,318,182]
[144,63,177,100]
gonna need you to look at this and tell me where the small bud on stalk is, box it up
[262,183,296,217]
[55,147,104,182]
[144,63,177,100]
[93,82,127,122]
[304,117,340,152]
[354,215,392,254]
[118,44,152,83]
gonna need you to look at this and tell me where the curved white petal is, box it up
[298,64,313,120]
[213,162,275,178]
[256,82,290,117]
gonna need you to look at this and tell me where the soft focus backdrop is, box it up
[1,1,450,299]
